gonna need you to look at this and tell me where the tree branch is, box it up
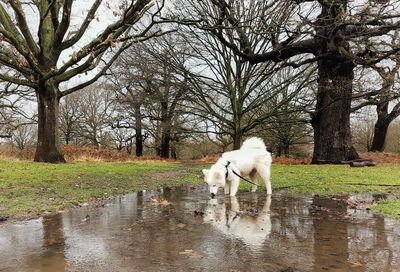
[60,0,102,50]
[0,72,35,87]
[54,0,73,47]
[246,39,319,64]
[8,0,40,56]
[46,0,152,81]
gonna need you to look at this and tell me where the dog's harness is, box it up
[224,161,231,178]
[224,161,259,187]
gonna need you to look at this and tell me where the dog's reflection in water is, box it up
[204,195,272,250]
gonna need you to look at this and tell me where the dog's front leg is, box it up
[229,177,240,196]
[224,180,231,195]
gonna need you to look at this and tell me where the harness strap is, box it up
[224,161,231,178]
[224,161,258,187]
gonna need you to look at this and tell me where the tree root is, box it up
[314,159,377,167]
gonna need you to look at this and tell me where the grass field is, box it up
[253,164,400,219]
[0,159,399,219]
[0,160,201,219]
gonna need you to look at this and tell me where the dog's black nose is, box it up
[211,193,216,198]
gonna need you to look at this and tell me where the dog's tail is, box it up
[241,137,267,150]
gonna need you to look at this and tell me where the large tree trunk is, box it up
[160,126,171,159]
[311,1,359,164]
[134,103,143,157]
[65,134,70,145]
[370,103,390,152]
[280,143,290,157]
[232,119,243,150]
[370,121,389,152]
[170,146,177,160]
[311,56,359,164]
[34,87,66,163]
[159,100,170,159]
[135,129,144,157]
[232,132,242,150]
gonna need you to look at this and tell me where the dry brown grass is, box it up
[64,145,174,162]
[272,156,312,165]
[273,152,400,165]
[1,144,399,165]
[0,145,169,163]
[64,145,129,162]
[0,146,34,161]
[197,154,311,165]
[197,152,400,165]
[359,152,400,164]
[198,155,219,163]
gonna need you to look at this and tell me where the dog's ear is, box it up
[202,169,210,177]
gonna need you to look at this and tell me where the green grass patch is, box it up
[0,160,190,218]
[270,164,400,195]
[195,164,400,196]
[199,163,400,219]
[372,199,400,220]
[1,161,400,220]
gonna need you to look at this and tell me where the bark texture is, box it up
[34,86,65,163]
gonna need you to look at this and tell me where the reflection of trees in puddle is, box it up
[203,195,272,251]
[203,194,400,271]
[0,214,67,272]
[312,197,350,271]
[311,197,400,271]
[1,189,400,271]
[347,214,400,271]
[0,219,43,271]
[39,214,67,272]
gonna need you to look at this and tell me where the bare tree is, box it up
[143,36,190,158]
[111,35,190,158]
[109,126,136,153]
[10,121,36,150]
[111,88,147,156]
[353,47,400,152]
[371,100,400,152]
[172,0,315,149]
[108,47,150,157]
[75,84,114,149]
[352,109,375,152]
[182,0,400,163]
[0,80,34,138]
[0,0,168,162]
[256,78,314,157]
[385,119,400,152]
[59,92,81,145]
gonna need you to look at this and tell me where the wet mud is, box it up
[0,186,399,272]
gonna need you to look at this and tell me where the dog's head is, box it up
[202,165,226,196]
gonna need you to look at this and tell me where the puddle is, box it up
[0,186,400,272]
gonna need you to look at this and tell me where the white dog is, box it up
[202,137,272,196]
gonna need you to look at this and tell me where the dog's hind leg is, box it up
[256,165,272,195]
[249,169,258,192]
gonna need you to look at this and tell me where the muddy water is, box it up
[1,186,400,272]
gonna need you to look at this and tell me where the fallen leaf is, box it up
[150,197,171,206]
[176,223,186,229]
[179,249,201,258]
[350,261,363,268]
